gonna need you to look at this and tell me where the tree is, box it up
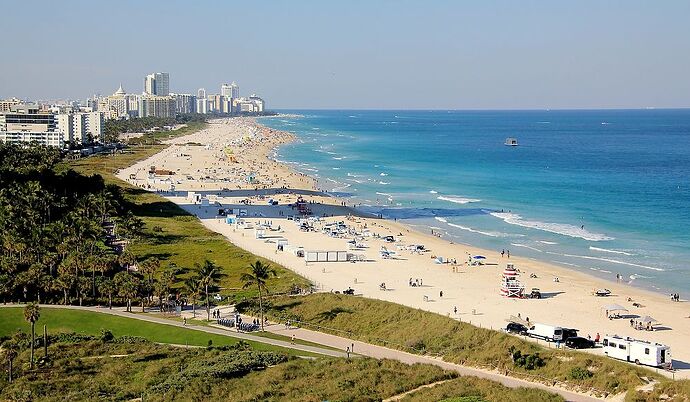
[183,277,201,319]
[114,272,139,312]
[24,303,40,369]
[1,340,19,383]
[197,260,224,321]
[97,277,116,309]
[240,260,276,331]
[154,269,174,313]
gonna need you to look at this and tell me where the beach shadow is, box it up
[137,252,174,261]
[652,326,673,331]
[671,359,690,370]
[539,291,565,299]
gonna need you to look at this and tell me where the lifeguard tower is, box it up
[500,263,525,298]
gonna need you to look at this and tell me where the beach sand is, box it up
[117,117,690,378]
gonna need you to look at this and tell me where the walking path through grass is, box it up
[263,322,601,402]
[0,304,347,358]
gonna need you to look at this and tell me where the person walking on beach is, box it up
[439,291,443,298]
[507,250,510,258]
[501,249,505,258]
[454,306,458,315]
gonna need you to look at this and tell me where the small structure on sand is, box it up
[500,263,525,298]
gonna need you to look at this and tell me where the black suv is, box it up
[564,336,595,349]
[505,322,527,334]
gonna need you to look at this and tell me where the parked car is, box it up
[565,336,595,349]
[562,328,579,341]
[506,322,528,334]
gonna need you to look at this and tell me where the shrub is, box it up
[100,329,114,342]
[568,367,593,380]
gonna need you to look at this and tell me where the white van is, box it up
[602,336,672,369]
[526,323,564,342]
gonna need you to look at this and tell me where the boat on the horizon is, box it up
[504,137,519,146]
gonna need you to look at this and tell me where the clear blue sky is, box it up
[2,0,689,109]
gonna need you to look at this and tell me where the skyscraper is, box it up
[144,72,170,96]
[221,82,239,99]
[197,88,206,99]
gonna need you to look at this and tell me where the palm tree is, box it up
[114,272,139,312]
[240,260,276,331]
[184,277,201,319]
[197,260,224,321]
[97,277,115,309]
[24,303,40,369]
[2,340,18,383]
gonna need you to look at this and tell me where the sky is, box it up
[2,0,690,110]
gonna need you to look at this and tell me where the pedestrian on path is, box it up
[183,317,187,326]
[291,334,295,344]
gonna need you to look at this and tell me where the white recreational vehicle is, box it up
[526,323,564,342]
[602,336,672,369]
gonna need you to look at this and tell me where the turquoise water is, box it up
[261,110,690,295]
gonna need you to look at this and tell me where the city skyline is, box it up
[2,1,690,109]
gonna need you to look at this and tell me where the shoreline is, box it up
[116,117,690,378]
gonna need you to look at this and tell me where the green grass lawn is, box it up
[0,307,315,357]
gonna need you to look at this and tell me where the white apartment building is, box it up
[0,104,62,147]
[144,72,170,96]
[56,111,104,145]
[171,93,197,114]
[138,95,176,118]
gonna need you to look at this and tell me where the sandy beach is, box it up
[117,117,690,378]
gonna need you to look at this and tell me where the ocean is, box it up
[260,110,690,295]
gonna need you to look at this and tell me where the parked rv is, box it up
[526,323,564,342]
[602,336,672,369]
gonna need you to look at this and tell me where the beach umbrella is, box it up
[603,304,628,311]
[473,255,486,259]
[639,316,657,323]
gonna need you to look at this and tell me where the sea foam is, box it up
[438,195,481,205]
[589,246,634,256]
[490,212,614,242]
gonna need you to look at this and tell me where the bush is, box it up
[100,329,114,343]
[568,367,593,380]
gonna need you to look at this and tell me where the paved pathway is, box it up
[264,323,604,402]
[0,304,348,358]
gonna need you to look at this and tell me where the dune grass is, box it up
[625,379,690,402]
[0,336,462,402]
[0,307,312,356]
[400,376,564,402]
[240,293,666,397]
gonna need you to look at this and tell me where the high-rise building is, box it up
[221,82,239,100]
[171,93,197,114]
[196,88,208,114]
[144,72,170,96]
[56,111,104,145]
[138,95,176,118]
[0,104,62,147]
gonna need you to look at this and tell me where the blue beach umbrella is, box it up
[473,255,486,259]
